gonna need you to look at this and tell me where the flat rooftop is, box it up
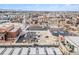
[0,23,22,28]
[0,46,62,55]
[27,26,48,30]
[64,36,79,47]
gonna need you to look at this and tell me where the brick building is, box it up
[0,23,22,43]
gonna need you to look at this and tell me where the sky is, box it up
[0,4,79,11]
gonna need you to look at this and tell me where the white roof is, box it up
[54,48,62,55]
[12,48,21,55]
[46,47,54,55]
[64,36,79,47]
[0,47,62,55]
[3,48,13,55]
[50,26,59,28]
[38,47,46,55]
[20,47,28,55]
[29,47,36,55]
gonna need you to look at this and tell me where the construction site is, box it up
[0,10,79,55]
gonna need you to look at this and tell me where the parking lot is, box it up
[16,31,59,46]
[16,32,38,43]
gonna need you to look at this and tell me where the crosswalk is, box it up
[0,47,62,55]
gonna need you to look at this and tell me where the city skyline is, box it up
[0,4,79,11]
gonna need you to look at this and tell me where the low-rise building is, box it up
[0,23,22,43]
[59,36,79,55]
